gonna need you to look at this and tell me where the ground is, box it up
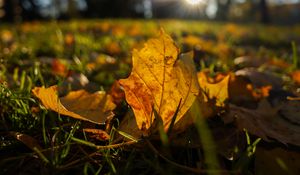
[1,19,300,174]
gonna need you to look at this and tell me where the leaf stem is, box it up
[70,137,139,149]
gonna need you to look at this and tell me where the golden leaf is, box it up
[119,30,200,134]
[32,85,116,124]
[64,33,75,46]
[198,72,230,107]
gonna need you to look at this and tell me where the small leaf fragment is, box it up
[198,72,230,107]
[83,128,110,141]
[32,85,116,124]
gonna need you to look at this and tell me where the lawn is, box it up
[1,19,300,174]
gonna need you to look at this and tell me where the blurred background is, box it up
[0,0,299,24]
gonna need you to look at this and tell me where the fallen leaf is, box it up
[109,81,125,105]
[251,85,272,99]
[182,34,214,52]
[32,85,116,124]
[64,33,75,46]
[255,146,300,175]
[223,100,300,146]
[1,30,13,43]
[51,59,69,77]
[119,30,200,135]
[234,56,265,68]
[227,74,256,104]
[199,72,256,105]
[197,71,230,107]
[235,68,283,90]
[290,70,300,85]
[116,111,144,141]
[267,59,291,69]
[83,128,110,141]
[278,100,300,125]
[105,42,121,55]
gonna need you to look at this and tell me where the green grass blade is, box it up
[292,41,298,69]
[167,99,182,136]
[188,98,220,174]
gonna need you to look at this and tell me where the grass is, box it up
[1,19,300,174]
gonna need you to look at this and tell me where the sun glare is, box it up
[185,0,203,5]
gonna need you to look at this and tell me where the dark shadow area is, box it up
[0,0,300,25]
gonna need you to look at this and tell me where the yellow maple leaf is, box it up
[32,85,116,124]
[119,30,200,134]
[198,72,230,107]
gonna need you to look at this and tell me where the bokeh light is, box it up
[185,0,204,5]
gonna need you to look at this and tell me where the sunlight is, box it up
[185,0,204,5]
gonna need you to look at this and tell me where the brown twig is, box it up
[94,140,138,149]
[57,140,139,170]
[57,151,100,170]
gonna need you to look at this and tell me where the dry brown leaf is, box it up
[197,71,230,107]
[255,147,300,175]
[235,68,283,89]
[83,128,110,141]
[279,100,300,125]
[109,81,125,105]
[223,100,300,146]
[119,30,200,135]
[32,85,116,124]
[228,74,256,103]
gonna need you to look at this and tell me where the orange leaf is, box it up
[106,42,121,55]
[267,59,291,69]
[64,33,75,46]
[119,30,200,135]
[32,86,116,124]
[290,70,300,85]
[1,30,13,43]
[51,59,68,77]
[251,85,272,99]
